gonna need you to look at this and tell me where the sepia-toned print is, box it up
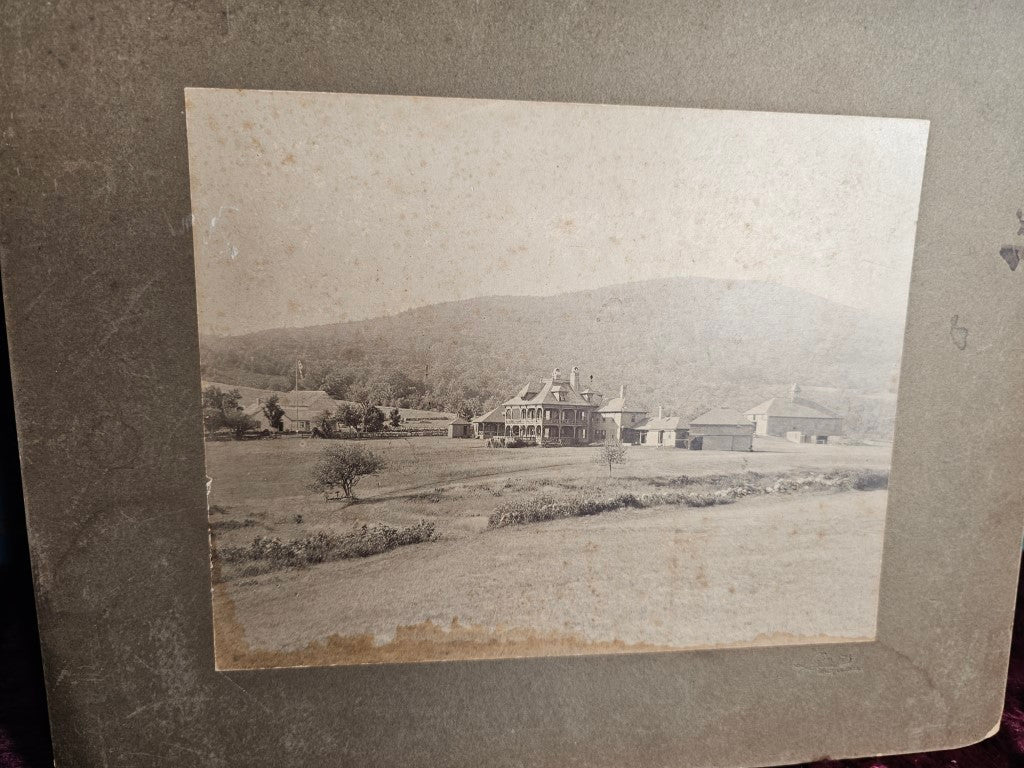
[185,88,928,669]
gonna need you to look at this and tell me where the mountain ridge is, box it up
[199,276,905,437]
[202,276,904,341]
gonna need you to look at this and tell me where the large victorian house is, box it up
[502,366,601,445]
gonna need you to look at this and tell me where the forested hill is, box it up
[199,277,905,436]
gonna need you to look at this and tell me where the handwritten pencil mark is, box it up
[1000,245,1020,271]
[950,315,968,350]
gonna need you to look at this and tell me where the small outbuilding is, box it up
[471,406,506,438]
[632,407,688,447]
[448,417,473,439]
[688,407,755,451]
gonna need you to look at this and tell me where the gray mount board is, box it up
[2,1,1023,766]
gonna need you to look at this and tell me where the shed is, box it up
[688,407,755,451]
[448,417,473,439]
[632,408,688,447]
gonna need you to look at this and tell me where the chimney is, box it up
[790,383,801,402]
[658,405,663,418]
[570,366,580,390]
[619,384,625,400]
[552,367,562,381]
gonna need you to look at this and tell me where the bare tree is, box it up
[596,439,628,476]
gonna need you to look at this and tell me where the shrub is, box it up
[852,470,889,490]
[486,468,890,528]
[214,521,439,575]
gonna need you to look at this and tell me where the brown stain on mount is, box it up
[212,581,871,671]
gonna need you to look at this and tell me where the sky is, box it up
[185,89,929,337]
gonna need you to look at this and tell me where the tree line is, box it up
[202,385,406,438]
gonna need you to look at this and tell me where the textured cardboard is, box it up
[2,1,1023,766]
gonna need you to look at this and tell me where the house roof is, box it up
[278,389,332,407]
[690,407,752,427]
[471,406,506,424]
[244,390,342,421]
[745,396,839,419]
[597,396,647,414]
[633,416,685,431]
[449,416,471,425]
[502,377,594,407]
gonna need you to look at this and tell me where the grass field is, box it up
[206,435,892,667]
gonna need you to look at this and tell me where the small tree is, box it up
[362,404,386,433]
[458,404,475,422]
[389,407,402,429]
[202,386,249,435]
[223,409,257,439]
[310,444,386,500]
[596,438,628,476]
[337,404,362,430]
[202,385,243,433]
[262,394,285,432]
[315,409,337,437]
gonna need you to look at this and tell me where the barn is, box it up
[471,406,505,438]
[688,407,755,451]
[744,384,842,443]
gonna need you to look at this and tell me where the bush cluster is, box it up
[487,468,888,529]
[487,489,734,528]
[215,521,439,571]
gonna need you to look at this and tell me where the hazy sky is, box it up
[185,89,929,337]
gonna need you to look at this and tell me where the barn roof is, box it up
[690,407,752,426]
[471,406,506,424]
[745,396,839,419]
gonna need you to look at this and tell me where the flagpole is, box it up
[296,360,302,433]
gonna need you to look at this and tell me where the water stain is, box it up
[212,583,871,670]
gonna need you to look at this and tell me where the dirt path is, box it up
[224,489,886,659]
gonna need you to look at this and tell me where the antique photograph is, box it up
[185,88,929,669]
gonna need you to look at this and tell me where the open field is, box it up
[206,436,891,667]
